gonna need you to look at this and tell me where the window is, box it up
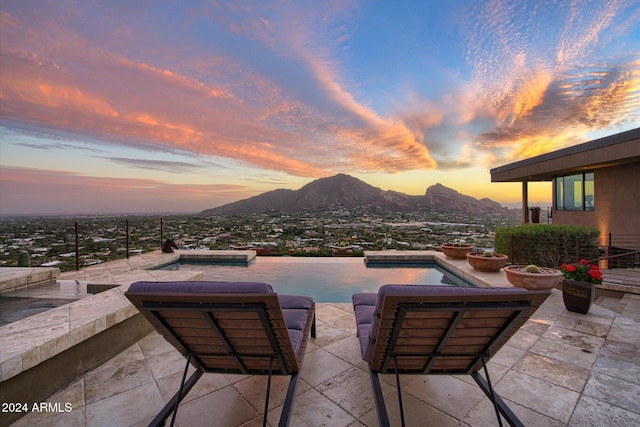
[555,172,594,211]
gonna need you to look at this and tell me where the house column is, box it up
[522,181,529,223]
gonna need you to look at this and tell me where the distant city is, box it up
[0,208,521,271]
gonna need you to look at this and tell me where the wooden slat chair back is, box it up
[126,281,315,427]
[353,285,550,427]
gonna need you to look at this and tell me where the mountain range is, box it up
[201,174,508,215]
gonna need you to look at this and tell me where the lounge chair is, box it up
[352,285,550,427]
[125,281,315,427]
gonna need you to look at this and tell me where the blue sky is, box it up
[1,0,639,214]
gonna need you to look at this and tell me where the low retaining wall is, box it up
[0,313,153,425]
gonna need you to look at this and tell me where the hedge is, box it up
[494,224,600,267]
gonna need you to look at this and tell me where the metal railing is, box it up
[69,218,165,271]
[604,233,640,269]
[507,234,600,267]
[506,233,640,269]
[594,250,640,269]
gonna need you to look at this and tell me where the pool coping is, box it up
[0,267,61,293]
[0,249,503,384]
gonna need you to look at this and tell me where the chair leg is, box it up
[263,357,275,427]
[150,355,203,427]
[311,313,317,338]
[277,372,300,427]
[370,371,391,427]
[471,369,524,427]
[393,358,406,427]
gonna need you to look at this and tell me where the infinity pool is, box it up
[156,257,473,302]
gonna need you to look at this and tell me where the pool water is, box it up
[156,257,472,302]
[0,280,89,327]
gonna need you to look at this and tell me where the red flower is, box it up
[588,270,603,280]
[561,260,603,284]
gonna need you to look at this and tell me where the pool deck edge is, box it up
[365,250,513,288]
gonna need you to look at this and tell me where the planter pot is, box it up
[466,252,508,272]
[503,265,562,290]
[562,279,595,314]
[530,207,541,223]
[331,246,354,257]
[441,244,474,259]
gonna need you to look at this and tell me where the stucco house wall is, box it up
[552,162,640,239]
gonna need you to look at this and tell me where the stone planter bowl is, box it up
[441,244,474,259]
[466,252,509,272]
[504,265,563,290]
[331,246,354,257]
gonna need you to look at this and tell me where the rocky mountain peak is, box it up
[200,174,507,215]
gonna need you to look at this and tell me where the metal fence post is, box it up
[510,234,515,264]
[75,222,79,271]
[126,219,130,259]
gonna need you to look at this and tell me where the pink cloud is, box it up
[0,3,435,179]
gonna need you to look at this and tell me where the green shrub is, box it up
[494,224,600,267]
[18,251,31,267]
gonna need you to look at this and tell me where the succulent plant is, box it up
[17,251,31,267]
[452,242,462,247]
[525,264,541,273]
[482,251,494,257]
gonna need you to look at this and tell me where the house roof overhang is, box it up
[490,127,640,183]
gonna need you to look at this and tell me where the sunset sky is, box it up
[1,0,639,215]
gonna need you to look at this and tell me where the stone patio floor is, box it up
[10,287,640,426]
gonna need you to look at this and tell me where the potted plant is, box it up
[441,242,474,259]
[230,241,253,250]
[331,241,354,256]
[560,259,603,314]
[529,206,541,223]
[466,250,509,272]
[503,264,562,290]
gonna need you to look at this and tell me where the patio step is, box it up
[594,295,625,314]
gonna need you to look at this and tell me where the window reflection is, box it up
[554,172,594,211]
[585,172,594,211]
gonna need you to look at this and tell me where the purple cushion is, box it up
[128,281,274,294]
[352,292,378,308]
[278,294,314,310]
[357,324,373,360]
[374,284,523,311]
[278,295,313,355]
[352,293,378,360]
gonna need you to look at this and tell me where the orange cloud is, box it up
[456,0,639,167]
[0,4,434,179]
